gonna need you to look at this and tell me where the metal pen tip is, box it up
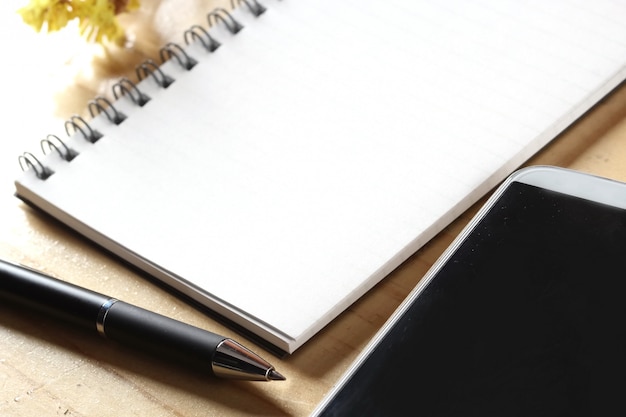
[268,369,286,381]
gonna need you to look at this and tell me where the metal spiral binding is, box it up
[41,134,79,161]
[184,25,221,52]
[112,78,151,106]
[231,0,266,17]
[88,96,127,124]
[18,1,266,180]
[207,8,244,34]
[19,152,53,180]
[159,43,198,70]
[65,115,103,143]
[136,59,175,88]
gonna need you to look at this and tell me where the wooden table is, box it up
[1,1,625,415]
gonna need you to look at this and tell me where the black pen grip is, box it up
[103,301,225,373]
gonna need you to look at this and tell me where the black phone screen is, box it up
[318,181,626,416]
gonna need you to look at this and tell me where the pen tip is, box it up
[268,369,286,381]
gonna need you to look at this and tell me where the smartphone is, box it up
[313,166,626,416]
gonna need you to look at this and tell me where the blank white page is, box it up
[15,0,626,352]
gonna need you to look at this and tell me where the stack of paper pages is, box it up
[14,0,626,353]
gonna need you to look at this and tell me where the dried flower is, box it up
[18,0,140,44]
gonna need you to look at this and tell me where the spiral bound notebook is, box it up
[13,0,626,353]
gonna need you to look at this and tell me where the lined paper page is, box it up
[15,0,626,352]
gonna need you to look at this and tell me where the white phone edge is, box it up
[312,165,626,416]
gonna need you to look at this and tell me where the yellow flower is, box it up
[19,0,78,32]
[78,0,121,43]
[18,0,140,44]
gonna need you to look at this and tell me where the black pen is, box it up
[0,259,285,382]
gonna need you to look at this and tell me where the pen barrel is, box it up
[0,260,109,330]
[102,301,224,374]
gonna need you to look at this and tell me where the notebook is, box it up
[13,0,626,354]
